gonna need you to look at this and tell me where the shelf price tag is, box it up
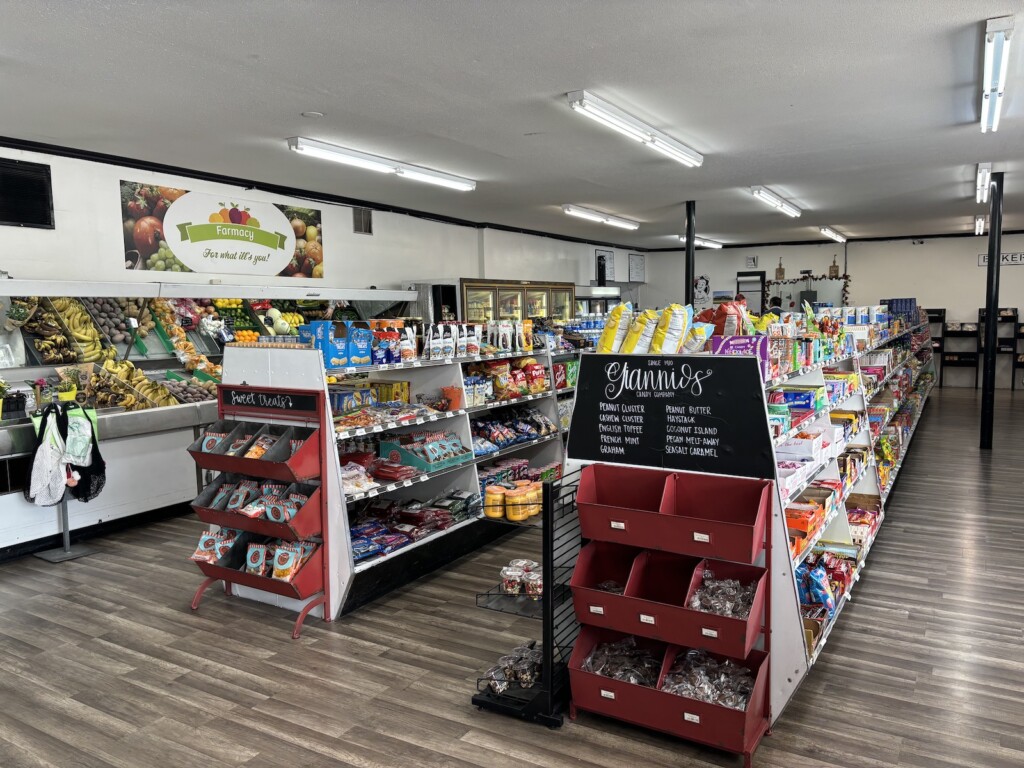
[684,713,700,724]
[589,605,605,615]
[600,690,616,700]
[692,532,711,543]
[639,614,656,625]
[701,627,719,638]
[372,425,383,433]
[403,480,413,487]
[354,428,366,436]
[428,414,438,421]
[413,361,422,367]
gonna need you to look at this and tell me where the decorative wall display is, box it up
[627,253,646,283]
[595,249,615,282]
[118,180,325,278]
[693,274,711,308]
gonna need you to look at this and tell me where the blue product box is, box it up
[347,321,374,367]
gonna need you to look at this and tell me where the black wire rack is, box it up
[471,469,582,727]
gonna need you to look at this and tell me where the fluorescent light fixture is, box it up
[976,162,992,203]
[975,215,987,235]
[678,234,723,249]
[981,16,1014,133]
[566,90,704,167]
[819,226,847,243]
[750,186,802,217]
[562,204,640,230]
[287,137,476,191]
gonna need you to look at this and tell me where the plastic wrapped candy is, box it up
[660,649,756,711]
[514,657,539,688]
[501,566,525,595]
[483,665,510,694]
[582,636,661,688]
[523,571,543,600]
[688,569,758,618]
[595,580,625,595]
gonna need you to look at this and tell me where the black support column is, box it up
[684,200,696,306]
[980,171,1003,450]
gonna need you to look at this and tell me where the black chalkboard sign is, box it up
[219,385,320,419]
[567,354,774,479]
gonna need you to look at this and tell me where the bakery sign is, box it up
[978,252,1024,267]
[163,192,296,275]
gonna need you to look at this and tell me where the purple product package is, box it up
[708,335,771,379]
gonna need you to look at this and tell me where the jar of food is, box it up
[484,486,506,519]
[504,489,530,522]
[482,665,509,694]
[514,658,538,688]
[526,482,542,517]
[523,571,543,600]
[509,558,538,572]
[497,655,519,678]
[500,566,525,595]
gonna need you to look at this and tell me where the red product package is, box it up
[390,522,437,541]
[552,363,567,389]
[509,369,529,396]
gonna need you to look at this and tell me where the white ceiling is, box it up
[0,0,1020,248]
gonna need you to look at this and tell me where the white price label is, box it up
[693,532,711,543]
[372,425,383,433]
[589,605,605,615]
[444,358,453,364]
[639,614,656,625]
[403,480,413,487]
[600,690,616,700]
[386,483,397,492]
[416,418,425,424]
[413,361,422,367]
[701,627,719,638]
[419,474,428,482]
[428,415,438,421]
[610,521,626,530]
[684,713,700,724]
[368,489,378,497]
[354,428,366,436]
[128,317,139,329]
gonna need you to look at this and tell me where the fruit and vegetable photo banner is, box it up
[118,180,325,278]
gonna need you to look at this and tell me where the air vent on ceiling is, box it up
[0,159,54,229]
[352,206,373,235]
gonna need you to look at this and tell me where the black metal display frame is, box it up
[472,473,582,728]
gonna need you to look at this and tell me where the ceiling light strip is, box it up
[750,186,802,218]
[819,227,847,244]
[981,16,1014,133]
[976,162,992,203]
[287,137,476,191]
[567,91,704,167]
[562,204,640,230]
[975,215,986,235]
[678,234,723,249]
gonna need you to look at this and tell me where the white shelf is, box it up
[344,459,474,503]
[465,391,553,414]
[880,384,934,504]
[334,408,467,441]
[160,283,416,302]
[474,433,560,462]
[353,516,482,573]
[556,386,577,396]
[792,506,842,567]
[809,591,850,666]
[772,387,862,447]
[0,279,161,298]
[328,349,538,375]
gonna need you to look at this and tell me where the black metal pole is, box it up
[980,171,1003,450]
[684,200,696,305]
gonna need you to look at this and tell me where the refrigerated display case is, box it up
[460,279,575,324]
[574,286,620,316]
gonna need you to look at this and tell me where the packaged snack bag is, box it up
[200,432,227,452]
[522,319,533,351]
[565,359,580,387]
[524,364,548,393]
[509,368,529,396]
[191,531,221,563]
[498,321,513,351]
[597,302,633,353]
[552,363,567,389]
[712,301,748,336]
[226,480,259,511]
[428,325,442,359]
[515,322,527,352]
[244,434,278,459]
[467,325,481,356]
[400,327,418,361]
[682,322,714,353]
[485,360,512,398]
[211,482,236,510]
[620,308,659,354]
[245,543,268,575]
[272,545,303,581]
[650,304,692,354]
[440,324,455,358]
[456,325,468,357]
[807,564,837,615]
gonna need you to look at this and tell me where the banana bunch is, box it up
[50,297,117,363]
[100,359,176,406]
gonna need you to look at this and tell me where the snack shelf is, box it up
[556,386,576,396]
[771,387,862,447]
[792,506,841,568]
[328,349,539,375]
[344,458,475,503]
[464,391,552,414]
[551,350,583,361]
[353,515,482,574]
[880,384,933,504]
[334,407,467,440]
[474,433,560,461]
[782,453,834,505]
[808,591,851,667]
[864,355,913,400]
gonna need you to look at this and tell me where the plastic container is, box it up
[500,566,525,594]
[505,488,530,522]
[484,486,506,518]
[523,571,543,600]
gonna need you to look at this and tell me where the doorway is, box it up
[736,271,766,314]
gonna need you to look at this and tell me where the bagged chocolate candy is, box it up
[582,636,660,687]
[660,649,755,711]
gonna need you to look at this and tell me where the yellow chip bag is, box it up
[620,309,659,354]
[650,304,693,354]
[597,302,633,353]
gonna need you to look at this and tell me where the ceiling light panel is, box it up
[562,204,640,230]
[566,91,704,167]
[981,16,1014,133]
[976,162,992,203]
[750,186,802,218]
[819,226,847,243]
[287,137,476,191]
[678,235,722,249]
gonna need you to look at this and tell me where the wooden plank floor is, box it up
[0,387,1021,767]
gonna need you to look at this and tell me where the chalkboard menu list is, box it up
[568,354,774,479]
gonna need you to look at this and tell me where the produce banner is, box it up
[119,180,325,278]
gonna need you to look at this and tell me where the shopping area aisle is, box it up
[0,388,1020,768]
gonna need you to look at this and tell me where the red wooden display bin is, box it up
[193,544,324,600]
[569,627,769,760]
[188,420,322,482]
[568,627,671,729]
[569,541,642,631]
[681,559,768,659]
[659,473,771,564]
[577,464,672,548]
[652,644,769,756]
[619,550,704,644]
[191,473,323,540]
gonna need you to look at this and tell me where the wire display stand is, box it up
[472,471,582,728]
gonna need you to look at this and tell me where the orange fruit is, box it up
[219,208,231,222]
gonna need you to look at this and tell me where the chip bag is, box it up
[650,303,692,354]
[597,302,633,353]
[682,322,714,353]
[620,308,659,354]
